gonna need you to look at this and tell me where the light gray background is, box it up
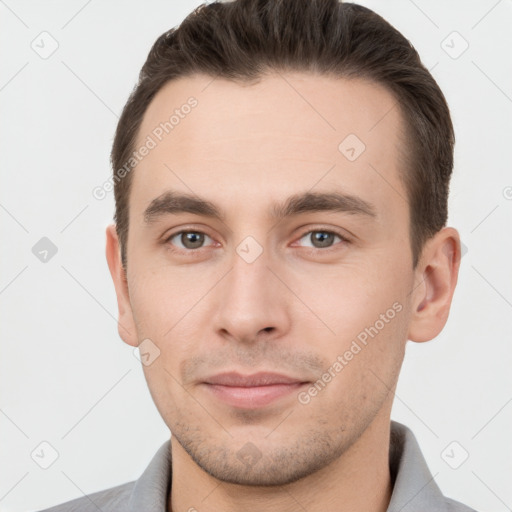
[1,1,511,511]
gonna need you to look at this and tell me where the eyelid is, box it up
[163,225,219,249]
[292,226,352,246]
[162,225,352,251]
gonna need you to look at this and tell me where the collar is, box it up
[128,421,455,512]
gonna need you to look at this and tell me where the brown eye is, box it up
[298,230,342,249]
[168,231,212,250]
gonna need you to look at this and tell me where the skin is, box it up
[106,72,461,512]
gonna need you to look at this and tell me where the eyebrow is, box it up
[143,190,377,225]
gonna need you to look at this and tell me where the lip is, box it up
[204,371,305,387]
[201,372,309,409]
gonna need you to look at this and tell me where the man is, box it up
[40,0,476,510]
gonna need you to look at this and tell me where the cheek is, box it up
[293,263,410,394]
[300,301,408,428]
[126,262,213,339]
[128,267,215,386]
[289,261,409,341]
[141,360,183,428]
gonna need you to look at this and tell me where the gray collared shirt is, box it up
[37,421,477,512]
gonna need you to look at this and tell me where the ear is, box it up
[105,224,138,347]
[407,227,461,343]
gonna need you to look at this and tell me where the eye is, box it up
[167,231,215,250]
[296,230,346,249]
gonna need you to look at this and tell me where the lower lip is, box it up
[202,382,306,408]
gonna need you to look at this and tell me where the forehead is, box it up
[131,72,407,221]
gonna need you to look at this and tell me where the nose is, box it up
[211,247,291,345]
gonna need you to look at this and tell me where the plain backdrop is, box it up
[1,1,511,511]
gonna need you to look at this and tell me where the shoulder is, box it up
[389,422,480,512]
[444,496,479,512]
[35,481,135,512]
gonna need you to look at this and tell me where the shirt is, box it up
[36,421,477,512]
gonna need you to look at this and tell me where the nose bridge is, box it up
[212,241,289,341]
[226,243,274,313]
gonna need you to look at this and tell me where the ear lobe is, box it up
[407,227,461,343]
[105,224,138,347]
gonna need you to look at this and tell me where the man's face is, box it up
[119,73,416,485]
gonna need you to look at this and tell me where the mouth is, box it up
[201,371,310,409]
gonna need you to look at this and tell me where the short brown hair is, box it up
[111,0,454,269]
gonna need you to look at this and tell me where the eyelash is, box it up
[163,227,350,253]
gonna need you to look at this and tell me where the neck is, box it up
[169,414,393,512]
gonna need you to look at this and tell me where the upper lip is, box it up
[203,372,307,387]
